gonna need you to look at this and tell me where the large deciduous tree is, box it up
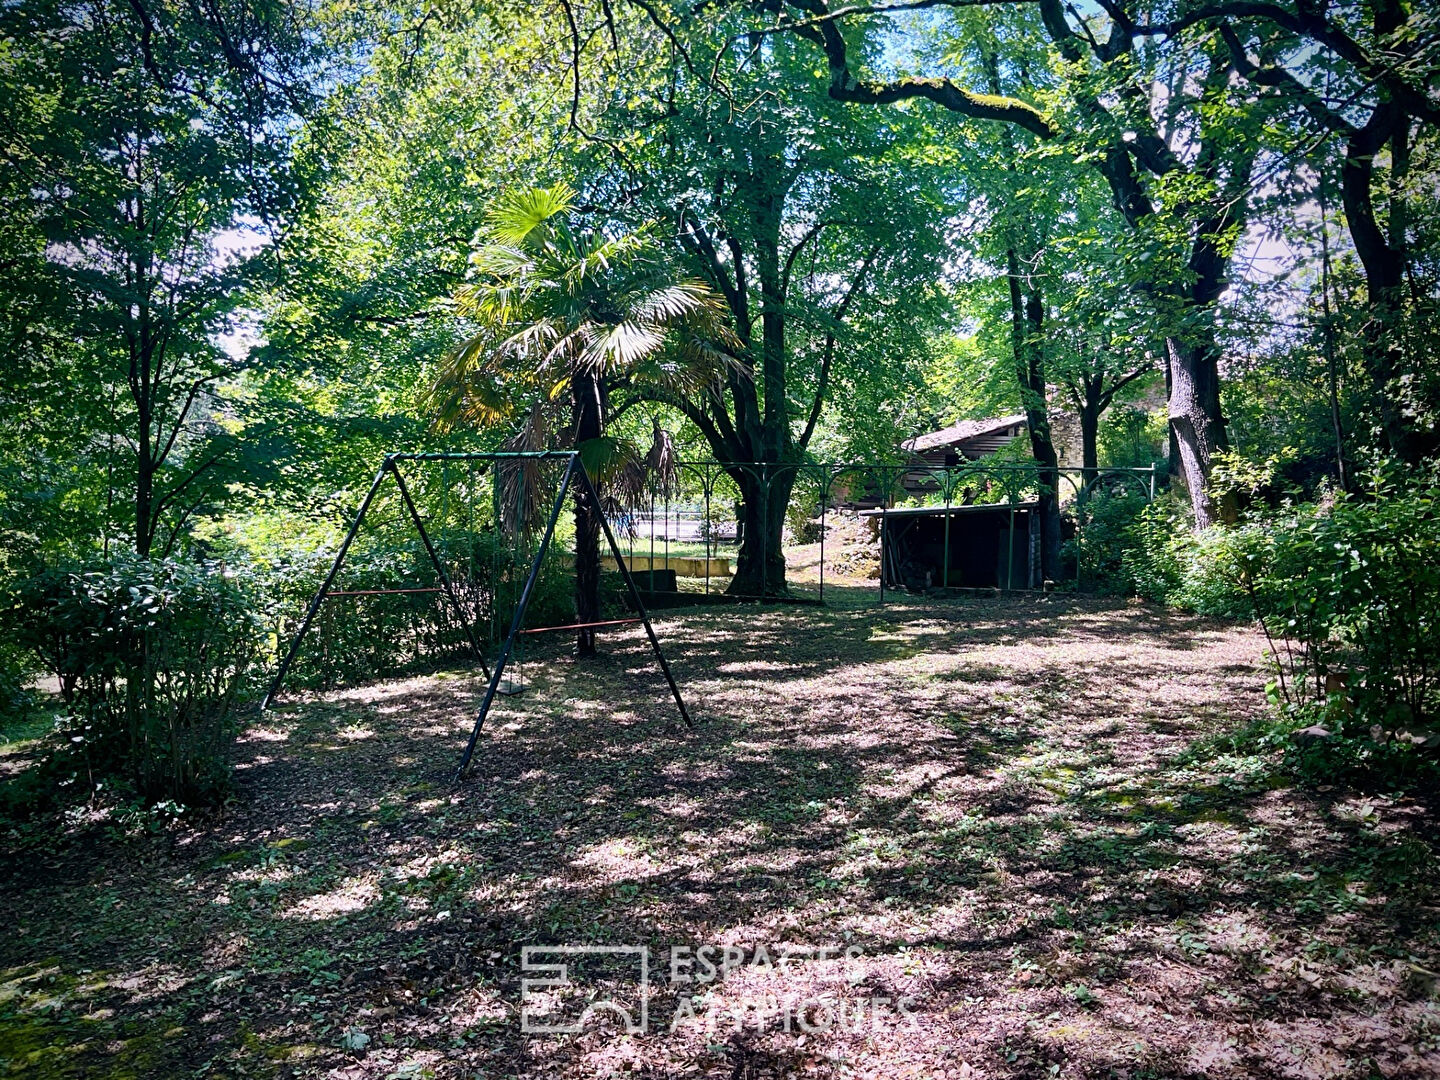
[0,0,318,557]
[575,28,953,595]
[1169,4,1440,463]
[646,0,1270,526]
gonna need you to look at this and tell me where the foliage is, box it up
[1218,474,1440,734]
[1097,405,1168,471]
[3,558,260,807]
[1111,501,1250,617]
[1068,489,1150,593]
[251,529,572,692]
[1114,469,1440,789]
[429,183,729,439]
[0,0,324,559]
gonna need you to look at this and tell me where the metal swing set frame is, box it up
[260,451,692,782]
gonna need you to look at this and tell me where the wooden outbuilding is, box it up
[861,501,1041,591]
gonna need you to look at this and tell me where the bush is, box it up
[248,528,573,691]
[1222,477,1440,725]
[5,558,260,806]
[0,639,40,722]
[1195,472,1440,788]
[1105,499,1251,617]
[1115,498,1194,604]
[1069,488,1149,593]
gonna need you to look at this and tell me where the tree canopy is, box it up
[1,0,1436,580]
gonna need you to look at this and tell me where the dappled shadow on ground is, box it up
[2,595,1438,1079]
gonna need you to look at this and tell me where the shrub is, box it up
[248,528,573,691]
[1198,472,1440,788]
[1222,477,1440,726]
[0,639,40,722]
[1069,488,1149,593]
[1119,499,1194,604]
[5,558,260,806]
[1098,498,1251,616]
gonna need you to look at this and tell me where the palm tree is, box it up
[430,184,730,656]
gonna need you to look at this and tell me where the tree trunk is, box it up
[571,372,603,657]
[728,466,794,598]
[1341,104,1420,461]
[1161,341,1181,478]
[135,447,154,558]
[1007,250,1063,583]
[1080,382,1101,474]
[1030,440,1063,586]
[1166,335,1230,527]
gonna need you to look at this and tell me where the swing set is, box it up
[260,451,692,781]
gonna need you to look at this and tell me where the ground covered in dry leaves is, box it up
[2,594,1438,1079]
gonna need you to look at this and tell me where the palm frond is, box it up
[623,333,737,396]
[580,320,666,375]
[540,323,592,371]
[577,435,649,532]
[628,281,723,326]
[494,319,566,366]
[644,419,678,501]
[485,183,575,246]
[427,332,501,431]
[456,278,536,325]
[566,228,653,287]
[497,403,550,535]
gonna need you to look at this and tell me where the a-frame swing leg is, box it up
[261,459,392,711]
[391,462,493,682]
[452,457,695,781]
[573,463,693,730]
[454,457,578,781]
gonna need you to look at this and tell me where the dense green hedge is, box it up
[2,529,576,810]
[251,529,572,692]
[5,558,259,806]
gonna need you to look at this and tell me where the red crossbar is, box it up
[517,617,642,635]
[324,587,443,597]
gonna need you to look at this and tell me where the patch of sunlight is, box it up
[449,985,509,1030]
[392,848,468,882]
[281,876,380,921]
[572,837,667,879]
[0,965,65,1007]
[716,659,799,674]
[230,864,298,886]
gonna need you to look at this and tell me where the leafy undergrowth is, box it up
[1,594,1436,1079]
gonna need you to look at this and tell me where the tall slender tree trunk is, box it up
[1341,104,1424,461]
[1160,341,1181,478]
[1006,249,1063,583]
[135,448,154,557]
[1080,375,1102,474]
[571,373,603,657]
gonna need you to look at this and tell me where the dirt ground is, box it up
[2,594,1437,1079]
